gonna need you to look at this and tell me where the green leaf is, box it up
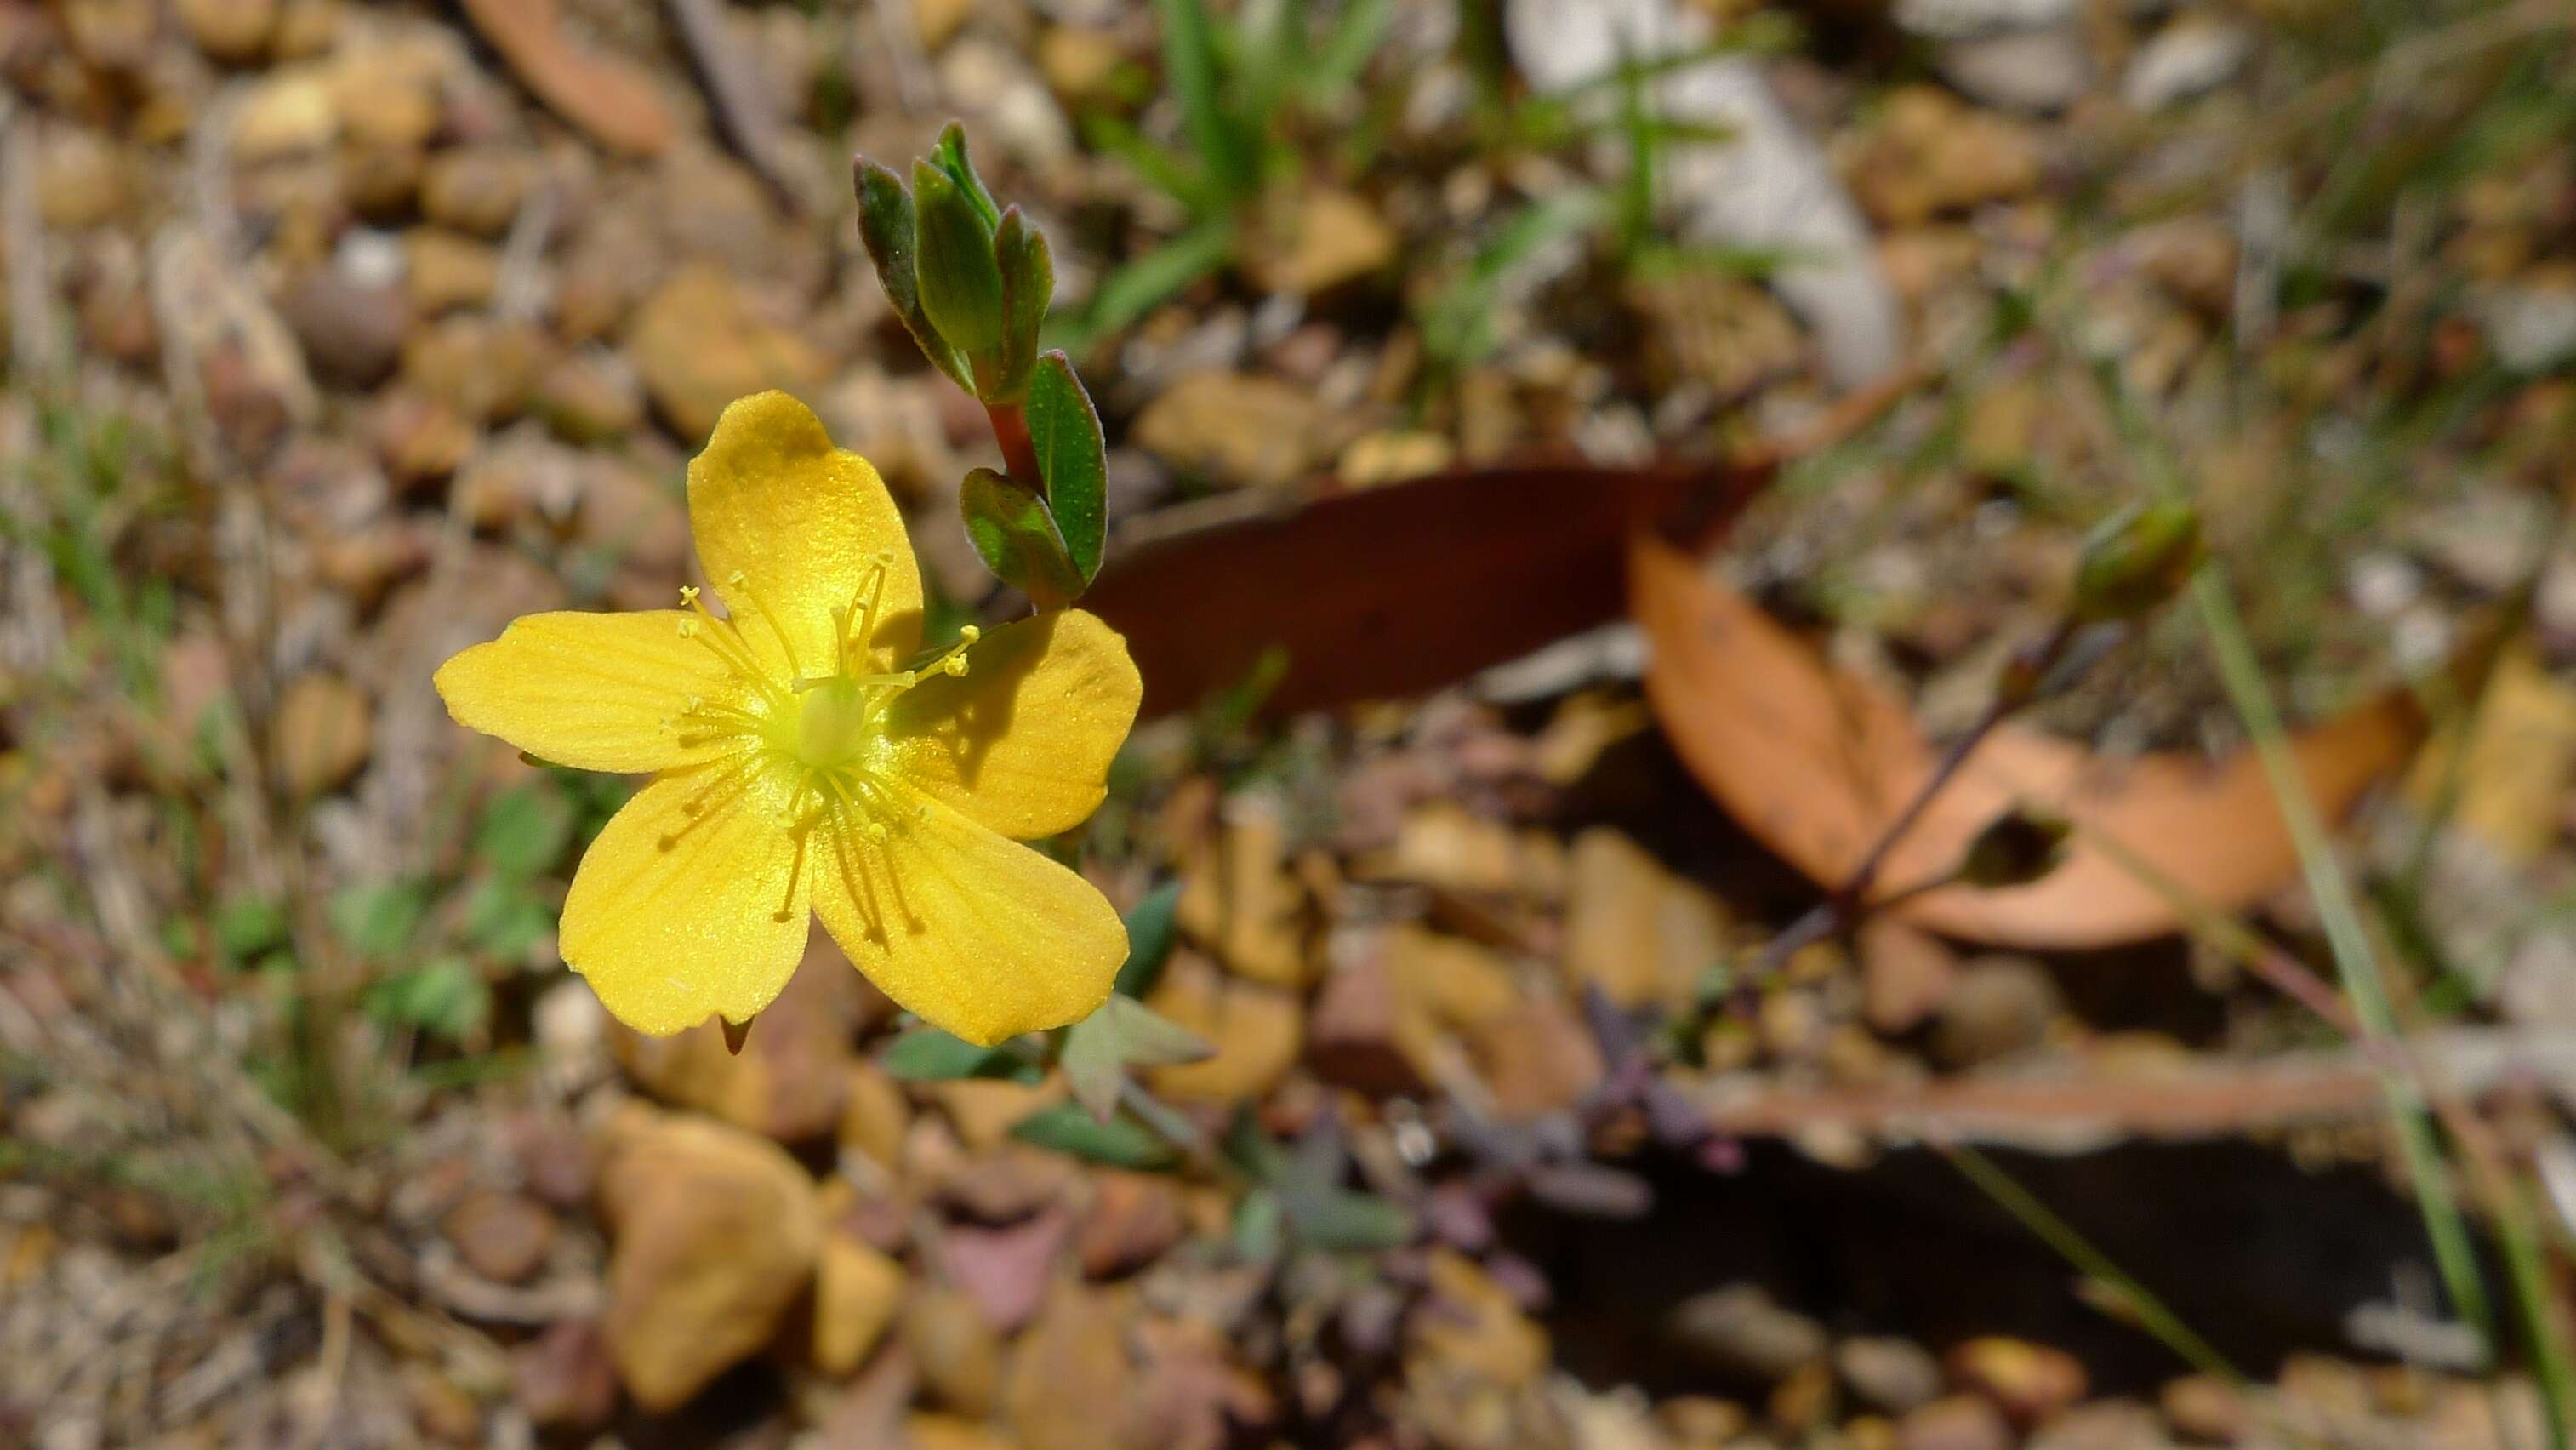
[463,879,555,960]
[1305,0,1395,103]
[1154,0,1259,200]
[1048,219,1234,353]
[960,467,1085,602]
[854,157,970,391]
[364,956,491,1042]
[473,785,574,881]
[1061,994,1212,1120]
[931,121,1003,233]
[328,880,428,961]
[1420,190,1609,368]
[1613,35,1657,256]
[1114,880,1184,998]
[1011,1102,1179,1170]
[994,208,1052,401]
[214,896,290,962]
[1025,353,1108,583]
[1222,1106,1287,1183]
[1079,111,1217,211]
[160,916,202,960]
[913,160,1007,373]
[2072,500,2204,624]
[881,1026,1040,1083]
[1281,1185,1416,1253]
[1233,1187,1285,1262]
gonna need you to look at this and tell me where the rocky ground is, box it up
[4,0,2576,1447]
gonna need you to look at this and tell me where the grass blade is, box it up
[2192,568,2526,1413]
[1048,218,1234,353]
[1945,1145,2248,1390]
[1154,0,1258,200]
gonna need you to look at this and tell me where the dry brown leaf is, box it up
[1085,461,1732,717]
[1629,534,2427,948]
[1084,370,1924,719]
[458,0,675,157]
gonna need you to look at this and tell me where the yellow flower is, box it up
[434,391,1138,1046]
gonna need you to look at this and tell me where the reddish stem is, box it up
[985,400,1040,487]
[981,398,1073,611]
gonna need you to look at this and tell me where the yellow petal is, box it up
[813,787,1126,1047]
[435,610,746,774]
[881,609,1142,840]
[560,765,811,1035]
[687,391,923,679]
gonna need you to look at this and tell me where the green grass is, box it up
[1946,1145,2254,1394]
[2198,565,2572,1447]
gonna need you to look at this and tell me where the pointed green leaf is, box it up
[932,121,1003,232]
[960,467,1085,602]
[1281,1186,1416,1253]
[1046,218,1234,353]
[994,208,1052,402]
[913,159,1006,375]
[1060,1022,1125,1124]
[1025,352,1108,583]
[854,157,970,391]
[1063,995,1212,1121]
[1012,1102,1179,1170]
[1233,1188,1285,1262]
[881,1025,1040,1082]
[1154,0,1259,199]
[1107,996,1212,1067]
[1114,880,1184,997]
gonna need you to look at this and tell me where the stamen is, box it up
[679,755,761,820]
[679,591,790,707]
[841,553,897,668]
[881,625,982,697]
[829,819,886,942]
[725,569,802,678]
[778,810,817,922]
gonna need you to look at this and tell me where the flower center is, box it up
[794,677,875,770]
[664,567,983,789]
[657,570,985,933]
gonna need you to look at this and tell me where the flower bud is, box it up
[2072,500,2203,623]
[1957,807,2072,889]
[912,159,1008,376]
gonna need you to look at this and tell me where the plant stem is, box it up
[1740,619,2076,988]
[985,400,1040,485]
